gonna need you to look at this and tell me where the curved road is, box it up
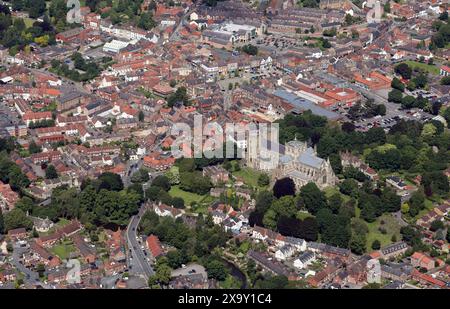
[126,206,154,280]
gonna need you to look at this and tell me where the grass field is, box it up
[232,167,267,189]
[366,214,402,252]
[169,185,206,205]
[411,198,436,221]
[50,244,76,260]
[402,61,440,75]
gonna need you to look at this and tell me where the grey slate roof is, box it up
[273,89,341,120]
[298,147,324,168]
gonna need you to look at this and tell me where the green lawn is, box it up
[14,17,35,28]
[232,167,267,189]
[50,244,76,260]
[402,61,440,75]
[365,214,402,252]
[410,198,436,221]
[169,185,206,205]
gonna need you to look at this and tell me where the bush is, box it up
[371,239,381,250]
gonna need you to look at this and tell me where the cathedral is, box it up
[246,138,336,190]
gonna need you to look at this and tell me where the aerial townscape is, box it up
[0,0,449,291]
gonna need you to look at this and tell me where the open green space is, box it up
[366,214,402,252]
[232,166,267,189]
[169,185,206,205]
[50,243,76,260]
[401,61,440,75]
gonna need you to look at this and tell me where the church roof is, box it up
[297,147,324,168]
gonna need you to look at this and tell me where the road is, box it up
[10,245,52,289]
[126,205,154,280]
[393,211,409,227]
[123,159,144,188]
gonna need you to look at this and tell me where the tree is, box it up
[401,203,409,214]
[406,80,416,91]
[249,211,264,227]
[412,74,428,89]
[179,172,211,195]
[241,44,258,56]
[388,89,403,103]
[329,153,343,175]
[137,12,156,30]
[391,77,405,92]
[296,183,327,215]
[408,190,425,217]
[395,63,412,80]
[321,38,332,49]
[165,166,180,185]
[204,259,228,281]
[138,110,145,122]
[131,168,150,184]
[328,193,342,214]
[422,171,449,197]
[255,191,274,214]
[439,11,448,21]
[263,209,277,230]
[28,141,41,154]
[27,0,46,18]
[317,134,338,158]
[323,27,337,37]
[441,76,450,85]
[430,219,444,232]
[45,164,58,179]
[371,239,381,250]
[318,209,351,248]
[375,104,386,116]
[145,186,165,201]
[166,249,188,269]
[35,263,46,278]
[257,173,270,187]
[15,197,34,213]
[152,262,172,286]
[400,226,421,246]
[273,177,296,198]
[339,179,358,197]
[350,234,366,255]
[167,86,189,107]
[171,197,185,209]
[366,127,386,145]
[3,208,33,231]
[98,172,124,191]
[381,187,401,213]
[271,196,297,218]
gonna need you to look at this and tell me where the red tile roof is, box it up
[146,234,163,258]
